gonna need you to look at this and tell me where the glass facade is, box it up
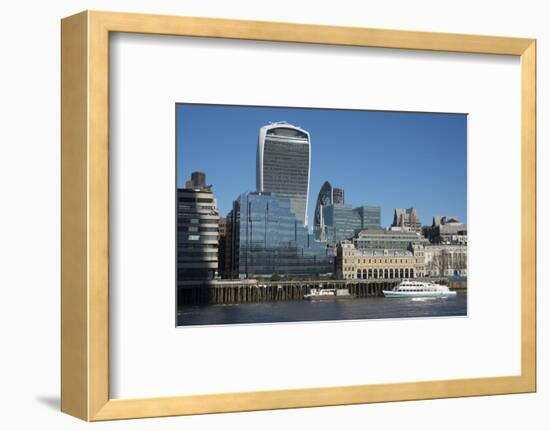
[226,192,334,278]
[322,204,382,245]
[257,123,310,225]
[353,205,382,230]
[323,204,362,245]
[313,181,333,229]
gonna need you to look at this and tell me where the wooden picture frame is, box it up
[61,10,536,421]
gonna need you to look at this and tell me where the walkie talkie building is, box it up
[256,122,311,226]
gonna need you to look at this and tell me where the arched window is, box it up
[363,269,367,279]
[390,268,394,278]
[405,268,409,278]
[399,269,404,278]
[410,268,415,278]
[374,269,378,279]
[357,270,361,279]
[384,269,389,279]
[368,269,372,278]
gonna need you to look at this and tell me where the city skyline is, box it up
[176,103,467,228]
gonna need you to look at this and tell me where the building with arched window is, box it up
[336,241,426,280]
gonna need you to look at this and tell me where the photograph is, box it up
[176,103,468,326]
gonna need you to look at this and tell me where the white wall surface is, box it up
[0,1,546,430]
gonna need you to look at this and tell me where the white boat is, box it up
[382,279,457,298]
[304,288,352,300]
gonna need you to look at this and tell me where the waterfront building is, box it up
[352,228,428,250]
[225,192,334,278]
[424,244,467,276]
[337,241,426,280]
[256,122,311,226]
[392,207,422,233]
[217,217,228,278]
[424,216,467,244]
[177,172,219,281]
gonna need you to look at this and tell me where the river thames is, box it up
[177,292,467,326]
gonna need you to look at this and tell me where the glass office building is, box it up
[322,204,382,245]
[353,205,382,230]
[225,192,334,278]
[323,203,361,245]
[256,122,310,226]
[313,181,345,229]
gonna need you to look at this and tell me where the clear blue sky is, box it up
[176,104,467,228]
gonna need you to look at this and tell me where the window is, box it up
[188,235,200,240]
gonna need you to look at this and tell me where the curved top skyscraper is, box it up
[256,122,311,226]
[313,181,345,229]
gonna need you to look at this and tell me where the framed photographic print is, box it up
[61,10,536,421]
[175,104,468,326]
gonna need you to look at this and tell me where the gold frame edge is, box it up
[60,10,537,422]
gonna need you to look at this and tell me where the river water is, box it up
[177,292,467,326]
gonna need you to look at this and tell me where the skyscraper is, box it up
[177,172,219,281]
[313,181,345,230]
[256,122,311,226]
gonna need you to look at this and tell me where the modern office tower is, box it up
[392,207,422,233]
[256,122,311,226]
[177,172,219,282]
[353,205,382,230]
[322,203,361,245]
[226,192,334,278]
[320,202,382,245]
[424,216,468,244]
[313,181,346,234]
[352,229,428,250]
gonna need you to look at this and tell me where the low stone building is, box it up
[337,241,426,280]
[424,244,467,277]
[353,228,428,250]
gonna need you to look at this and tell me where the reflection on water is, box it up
[177,292,467,326]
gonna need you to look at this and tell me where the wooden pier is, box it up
[177,277,453,306]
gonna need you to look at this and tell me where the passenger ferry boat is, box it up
[304,288,352,300]
[382,280,457,298]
